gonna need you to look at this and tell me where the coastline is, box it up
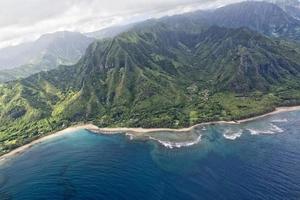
[236,106,300,123]
[0,124,98,165]
[1,106,300,164]
[90,106,300,134]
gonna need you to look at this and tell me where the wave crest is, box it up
[125,133,135,140]
[247,123,284,135]
[271,118,288,123]
[148,135,202,149]
[223,130,243,140]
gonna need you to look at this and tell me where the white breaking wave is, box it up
[148,135,202,149]
[247,129,274,135]
[125,133,134,140]
[223,130,243,140]
[271,118,288,123]
[270,123,284,133]
[247,123,284,135]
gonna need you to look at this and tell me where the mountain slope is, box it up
[270,0,300,19]
[3,1,299,84]
[0,31,94,82]
[193,26,300,91]
[1,15,300,154]
[85,23,135,39]
[200,1,300,40]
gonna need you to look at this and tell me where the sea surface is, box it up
[1,111,300,200]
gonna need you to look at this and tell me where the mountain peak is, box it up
[202,0,300,40]
[38,31,85,41]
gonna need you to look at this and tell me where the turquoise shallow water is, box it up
[1,110,300,200]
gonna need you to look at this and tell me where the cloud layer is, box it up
[0,0,242,48]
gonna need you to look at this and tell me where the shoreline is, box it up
[0,124,98,165]
[90,106,300,134]
[1,106,300,164]
[237,106,300,123]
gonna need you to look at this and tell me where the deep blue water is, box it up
[1,111,300,200]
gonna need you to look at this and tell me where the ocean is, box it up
[1,110,300,200]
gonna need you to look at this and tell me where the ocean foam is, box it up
[271,118,288,123]
[223,130,243,140]
[148,135,202,149]
[247,123,284,135]
[125,133,134,140]
[270,123,284,133]
[247,129,274,135]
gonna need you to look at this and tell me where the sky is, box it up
[0,0,245,49]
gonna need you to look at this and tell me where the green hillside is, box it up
[1,16,300,155]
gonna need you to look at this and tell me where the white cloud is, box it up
[0,0,243,48]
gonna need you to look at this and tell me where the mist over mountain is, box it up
[200,1,300,40]
[0,24,142,83]
[1,0,300,83]
[0,31,95,82]
[85,24,135,39]
[269,0,300,17]
[0,31,94,70]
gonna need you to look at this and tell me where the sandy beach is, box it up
[237,106,300,123]
[92,106,300,134]
[1,106,300,164]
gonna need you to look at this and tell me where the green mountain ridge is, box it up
[0,31,95,83]
[1,1,300,84]
[1,14,300,154]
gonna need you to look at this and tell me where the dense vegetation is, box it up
[1,2,300,155]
